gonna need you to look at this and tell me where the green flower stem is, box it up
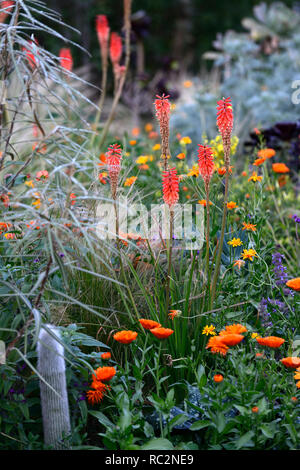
[210,170,230,309]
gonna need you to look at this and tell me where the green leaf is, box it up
[89,411,114,429]
[141,438,174,450]
[190,420,211,431]
[236,431,255,449]
[260,424,275,439]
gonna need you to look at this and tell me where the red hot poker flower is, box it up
[110,32,122,64]
[0,1,14,23]
[198,145,215,184]
[154,94,171,122]
[59,48,73,72]
[162,167,179,208]
[216,97,233,136]
[96,15,110,51]
[23,38,39,69]
[106,143,122,199]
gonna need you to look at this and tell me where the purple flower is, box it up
[293,214,300,224]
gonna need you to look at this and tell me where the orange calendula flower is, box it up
[219,324,247,335]
[252,406,259,413]
[256,336,285,348]
[131,127,140,137]
[150,327,174,340]
[87,380,111,404]
[293,372,300,380]
[145,123,153,133]
[206,336,228,356]
[248,171,263,183]
[242,171,247,177]
[218,333,244,346]
[296,381,300,389]
[233,259,245,270]
[101,352,111,360]
[139,319,161,330]
[257,148,275,159]
[176,153,186,160]
[168,310,181,320]
[124,176,137,187]
[218,166,233,176]
[92,366,116,383]
[253,157,266,166]
[291,397,298,402]
[113,330,138,344]
[242,222,256,232]
[272,163,290,174]
[213,374,224,383]
[227,201,237,210]
[286,278,300,292]
[280,357,300,369]
[255,352,264,358]
[242,249,257,261]
[129,139,137,146]
[198,199,212,207]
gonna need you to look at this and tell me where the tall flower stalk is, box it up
[162,167,179,314]
[98,0,132,148]
[107,143,139,321]
[210,97,234,308]
[155,94,171,171]
[198,144,215,306]
[93,15,110,135]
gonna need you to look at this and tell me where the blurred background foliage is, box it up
[43,0,296,71]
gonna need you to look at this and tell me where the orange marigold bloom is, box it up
[162,167,179,208]
[93,366,116,383]
[168,310,181,320]
[176,153,186,160]
[242,222,256,232]
[150,327,174,339]
[227,201,237,210]
[101,352,111,360]
[218,166,233,176]
[286,278,300,292]
[281,357,300,369]
[256,336,285,348]
[219,323,247,335]
[113,330,138,344]
[87,382,110,405]
[198,199,212,207]
[218,333,244,346]
[258,148,275,159]
[139,319,161,330]
[242,171,247,177]
[253,157,266,166]
[206,336,229,356]
[272,163,290,174]
[213,374,224,383]
[252,406,259,413]
[291,397,298,402]
[233,259,245,270]
[255,353,264,358]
